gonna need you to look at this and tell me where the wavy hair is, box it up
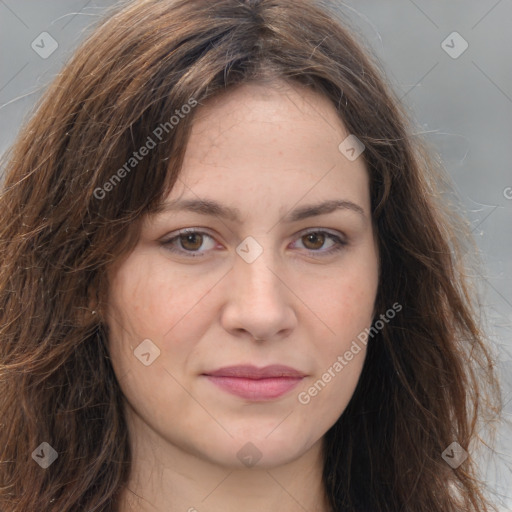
[0,0,501,510]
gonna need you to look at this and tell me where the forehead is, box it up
[171,82,369,205]
[188,81,346,149]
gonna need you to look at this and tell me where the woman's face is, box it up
[106,81,379,469]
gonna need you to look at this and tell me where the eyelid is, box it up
[298,227,346,239]
[291,227,347,255]
[160,228,219,258]
[160,227,348,258]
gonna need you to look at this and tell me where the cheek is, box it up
[312,262,378,342]
[105,256,217,419]
[297,279,373,422]
[304,251,378,397]
[107,254,219,341]
[105,253,230,401]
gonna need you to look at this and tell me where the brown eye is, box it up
[302,232,326,250]
[179,232,204,251]
[161,229,217,258]
[293,230,347,256]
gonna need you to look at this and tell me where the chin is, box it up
[198,427,317,470]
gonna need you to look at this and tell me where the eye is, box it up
[291,229,347,256]
[160,229,217,258]
[160,228,347,258]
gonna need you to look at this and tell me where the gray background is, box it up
[1,0,511,508]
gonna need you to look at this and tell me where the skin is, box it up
[106,81,380,512]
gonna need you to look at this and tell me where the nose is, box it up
[220,246,297,342]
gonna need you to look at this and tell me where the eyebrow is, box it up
[155,197,366,223]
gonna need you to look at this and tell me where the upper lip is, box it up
[203,365,306,379]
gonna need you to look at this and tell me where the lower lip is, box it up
[205,375,304,401]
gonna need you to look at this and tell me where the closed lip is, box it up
[202,365,307,401]
[203,364,306,379]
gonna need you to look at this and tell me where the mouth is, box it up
[202,365,306,401]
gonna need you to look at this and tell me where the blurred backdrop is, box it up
[0,0,511,508]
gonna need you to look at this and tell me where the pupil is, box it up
[181,233,202,250]
[305,233,324,249]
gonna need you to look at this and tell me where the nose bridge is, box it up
[234,242,281,300]
[220,237,296,340]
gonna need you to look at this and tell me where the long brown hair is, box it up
[0,0,501,510]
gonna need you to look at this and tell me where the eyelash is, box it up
[160,228,347,259]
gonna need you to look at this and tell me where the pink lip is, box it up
[203,365,306,401]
